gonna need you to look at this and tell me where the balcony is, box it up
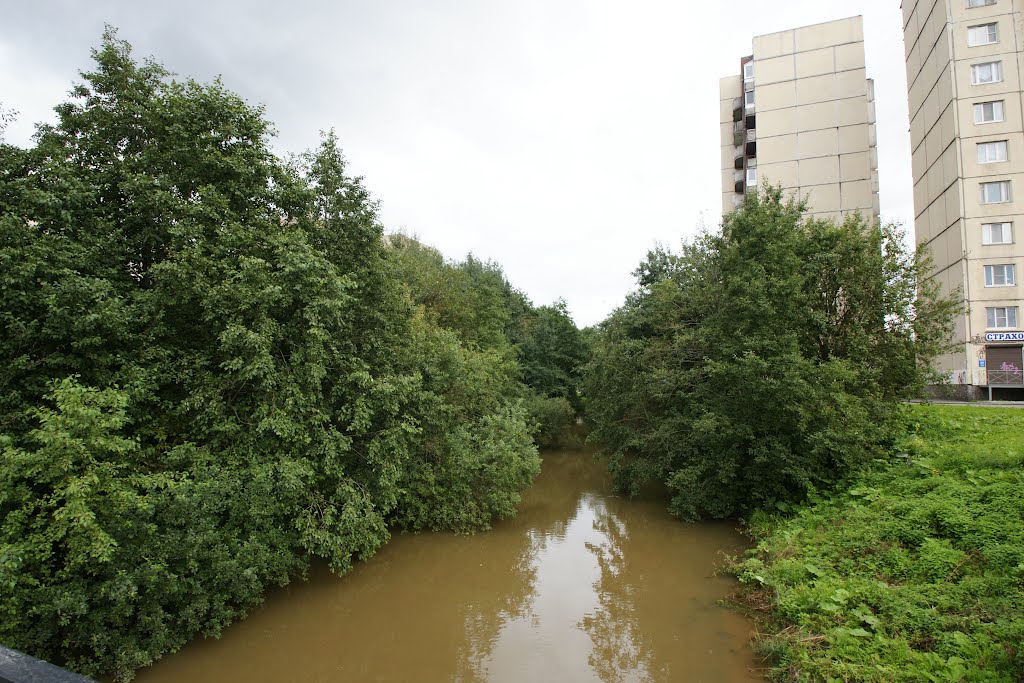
[734,154,744,170]
[745,129,756,158]
[734,180,745,194]
[733,120,746,147]
[732,97,743,123]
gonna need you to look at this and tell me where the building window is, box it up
[744,89,755,107]
[987,306,1018,328]
[968,23,999,46]
[746,167,757,186]
[974,100,1005,123]
[982,222,1013,244]
[967,0,996,6]
[971,61,1003,84]
[743,61,754,83]
[985,264,1016,286]
[980,180,1011,203]
[978,140,1008,163]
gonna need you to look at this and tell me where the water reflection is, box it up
[135,449,761,683]
[584,497,652,682]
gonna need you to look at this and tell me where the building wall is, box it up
[719,16,879,223]
[903,0,1024,390]
[720,75,744,216]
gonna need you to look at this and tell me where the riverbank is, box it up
[732,403,1024,681]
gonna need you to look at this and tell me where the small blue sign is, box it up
[979,359,987,368]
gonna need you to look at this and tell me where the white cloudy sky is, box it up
[0,0,908,326]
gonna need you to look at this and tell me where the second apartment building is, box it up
[903,0,1024,397]
[719,16,880,223]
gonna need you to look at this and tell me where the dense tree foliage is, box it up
[517,300,588,413]
[388,235,588,448]
[585,189,958,521]
[0,31,574,679]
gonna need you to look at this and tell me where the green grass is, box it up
[734,404,1024,682]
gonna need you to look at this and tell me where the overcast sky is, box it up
[1,0,908,327]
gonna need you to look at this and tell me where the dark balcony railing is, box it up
[734,155,744,170]
[732,97,743,122]
[734,180,744,194]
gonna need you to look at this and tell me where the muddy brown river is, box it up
[134,448,762,682]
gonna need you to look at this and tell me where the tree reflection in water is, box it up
[582,497,656,682]
[455,449,608,681]
[580,491,762,682]
[461,451,759,683]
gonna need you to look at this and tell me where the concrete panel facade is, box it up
[903,0,1024,392]
[720,16,879,222]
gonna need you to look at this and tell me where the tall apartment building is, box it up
[903,0,1024,399]
[719,16,880,224]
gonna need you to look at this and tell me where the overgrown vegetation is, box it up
[0,31,585,680]
[388,234,588,448]
[584,189,958,520]
[734,404,1024,682]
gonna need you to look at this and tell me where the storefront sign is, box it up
[985,332,1024,342]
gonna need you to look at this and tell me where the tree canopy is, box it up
[0,30,583,679]
[584,189,959,521]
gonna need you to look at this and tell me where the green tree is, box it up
[387,234,590,448]
[383,234,543,527]
[585,188,959,520]
[387,234,528,351]
[518,299,588,411]
[1,29,413,677]
[0,29,541,679]
[393,316,540,532]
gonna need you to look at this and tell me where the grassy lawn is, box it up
[734,404,1024,682]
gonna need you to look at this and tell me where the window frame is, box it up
[978,140,1009,164]
[974,100,1005,124]
[984,263,1016,286]
[980,180,1011,204]
[744,89,755,107]
[967,23,999,47]
[971,61,1003,85]
[967,0,996,7]
[982,222,1013,244]
[987,306,1019,329]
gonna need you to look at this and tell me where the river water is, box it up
[134,448,762,682]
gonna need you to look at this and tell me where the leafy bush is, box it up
[387,233,589,449]
[584,189,958,520]
[392,318,540,532]
[524,394,579,449]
